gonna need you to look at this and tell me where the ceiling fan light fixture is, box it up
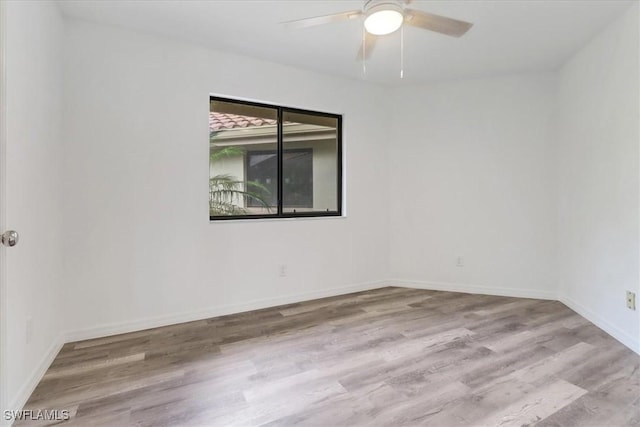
[364,3,403,35]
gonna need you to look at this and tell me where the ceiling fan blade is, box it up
[404,9,473,37]
[356,32,378,61]
[282,10,362,30]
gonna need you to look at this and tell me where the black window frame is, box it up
[209,96,343,221]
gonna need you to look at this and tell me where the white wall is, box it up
[388,74,558,299]
[61,19,391,338]
[556,3,639,352]
[5,0,64,411]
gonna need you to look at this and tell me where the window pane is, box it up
[282,111,339,213]
[246,151,277,207]
[210,100,278,217]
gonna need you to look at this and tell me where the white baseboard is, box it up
[390,279,557,300]
[64,280,387,343]
[8,334,64,417]
[559,295,640,355]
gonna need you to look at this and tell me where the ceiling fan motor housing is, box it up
[364,0,404,15]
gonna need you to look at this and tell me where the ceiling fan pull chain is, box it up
[400,24,404,79]
[362,24,367,75]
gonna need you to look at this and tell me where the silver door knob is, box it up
[1,230,18,247]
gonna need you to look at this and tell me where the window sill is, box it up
[209,214,347,224]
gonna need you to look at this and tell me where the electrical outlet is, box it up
[26,316,33,344]
[456,257,464,267]
[627,291,636,310]
[278,264,287,277]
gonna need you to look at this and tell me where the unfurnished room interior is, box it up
[0,0,639,426]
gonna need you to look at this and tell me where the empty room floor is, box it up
[20,287,640,426]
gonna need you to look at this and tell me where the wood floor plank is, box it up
[17,287,640,426]
[476,379,588,426]
[381,327,476,362]
[43,353,146,379]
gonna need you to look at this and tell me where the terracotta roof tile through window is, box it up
[210,112,277,132]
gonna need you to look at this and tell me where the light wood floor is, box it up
[20,287,640,426]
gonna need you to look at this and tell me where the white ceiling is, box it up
[57,0,635,86]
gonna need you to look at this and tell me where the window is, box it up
[209,97,342,220]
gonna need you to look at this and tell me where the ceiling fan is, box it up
[282,0,474,62]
